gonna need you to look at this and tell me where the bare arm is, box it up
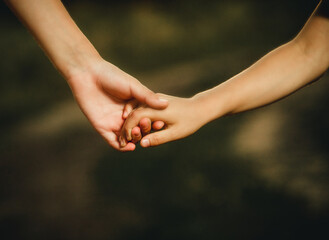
[5,0,168,151]
[5,0,99,79]
[195,0,329,126]
[123,0,329,147]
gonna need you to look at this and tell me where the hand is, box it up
[121,94,205,148]
[121,99,166,145]
[68,58,168,151]
[129,118,165,144]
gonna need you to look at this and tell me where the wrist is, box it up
[189,93,216,127]
[191,87,229,125]
[58,42,103,82]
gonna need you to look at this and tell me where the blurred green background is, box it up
[1,0,328,239]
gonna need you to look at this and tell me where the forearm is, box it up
[194,14,329,125]
[195,41,319,123]
[5,0,101,80]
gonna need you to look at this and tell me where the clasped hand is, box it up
[68,58,169,152]
[69,56,206,151]
[120,94,207,150]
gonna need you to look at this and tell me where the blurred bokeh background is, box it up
[1,0,328,239]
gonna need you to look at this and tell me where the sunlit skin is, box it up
[122,94,206,147]
[122,0,329,148]
[130,119,165,143]
[5,0,168,151]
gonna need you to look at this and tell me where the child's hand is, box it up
[120,99,166,146]
[129,118,166,144]
[120,94,205,148]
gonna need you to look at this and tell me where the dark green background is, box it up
[0,0,328,239]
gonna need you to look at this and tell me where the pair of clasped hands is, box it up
[6,0,328,152]
[80,60,203,152]
[3,0,205,152]
[69,0,329,152]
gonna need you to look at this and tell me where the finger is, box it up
[131,126,142,143]
[140,129,173,148]
[152,121,165,131]
[119,135,127,147]
[103,131,136,151]
[122,108,157,142]
[122,99,139,119]
[139,117,152,135]
[120,142,136,152]
[131,83,168,110]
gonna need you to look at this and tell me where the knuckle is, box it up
[143,127,151,133]
[125,104,133,112]
[151,135,161,146]
[129,111,136,119]
[155,93,164,98]
[131,108,148,123]
[133,128,141,137]
[130,110,141,119]
[142,123,151,132]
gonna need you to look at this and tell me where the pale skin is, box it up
[5,0,168,151]
[122,0,329,148]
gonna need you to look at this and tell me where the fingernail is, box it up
[123,111,128,119]
[141,139,150,147]
[159,98,168,103]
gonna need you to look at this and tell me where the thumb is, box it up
[140,129,174,147]
[131,82,168,109]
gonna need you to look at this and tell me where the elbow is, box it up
[292,36,329,76]
[292,16,329,74]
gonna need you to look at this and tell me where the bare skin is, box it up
[122,0,329,148]
[5,0,168,151]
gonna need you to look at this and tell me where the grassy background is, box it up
[0,0,328,239]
